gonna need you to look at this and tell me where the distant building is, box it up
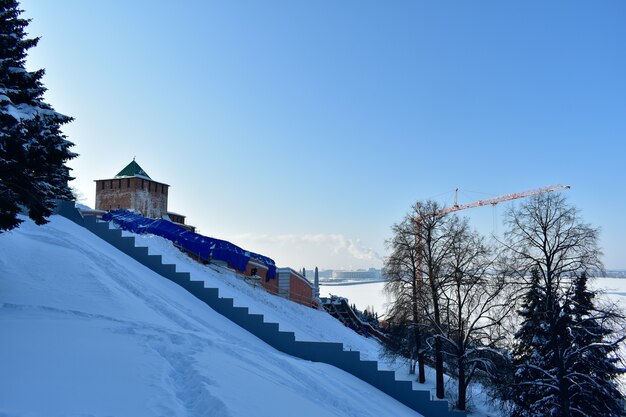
[331,269,382,280]
[94,159,190,227]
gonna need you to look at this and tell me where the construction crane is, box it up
[413,183,570,279]
[416,184,571,221]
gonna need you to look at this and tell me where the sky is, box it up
[19,0,626,270]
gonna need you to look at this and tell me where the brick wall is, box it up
[95,177,168,218]
[245,260,268,280]
[289,272,314,307]
[275,268,314,307]
[261,271,279,294]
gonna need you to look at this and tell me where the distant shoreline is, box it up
[319,276,626,288]
[319,280,387,286]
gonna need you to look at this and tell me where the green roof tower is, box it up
[115,159,151,179]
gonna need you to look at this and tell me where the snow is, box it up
[591,277,626,302]
[0,216,428,417]
[115,174,152,181]
[322,277,626,322]
[320,281,389,318]
[0,215,516,416]
[126,229,383,355]
[75,203,93,211]
[2,213,622,416]
[2,100,61,122]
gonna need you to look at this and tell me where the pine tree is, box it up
[510,268,562,417]
[566,273,626,417]
[509,269,626,417]
[0,0,76,231]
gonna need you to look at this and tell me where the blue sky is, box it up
[21,1,625,270]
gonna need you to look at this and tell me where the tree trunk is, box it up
[456,280,466,410]
[457,356,466,411]
[412,292,425,383]
[435,337,444,398]
[430,274,445,398]
[412,255,426,384]
[417,350,426,383]
[555,331,571,417]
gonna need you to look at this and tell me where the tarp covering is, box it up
[102,210,276,280]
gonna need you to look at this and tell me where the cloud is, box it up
[232,233,382,262]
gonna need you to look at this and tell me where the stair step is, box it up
[147,254,162,263]
[159,263,177,278]
[169,271,190,286]
[235,313,265,334]
[261,322,280,334]
[94,221,110,234]
[211,297,234,315]
[230,306,250,321]
[273,331,296,353]
[293,340,344,364]
[373,369,397,392]
[181,279,207,298]
[334,351,361,374]
[116,236,136,251]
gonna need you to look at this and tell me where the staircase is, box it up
[55,201,464,417]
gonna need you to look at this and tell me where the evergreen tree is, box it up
[0,0,76,232]
[509,269,626,417]
[510,268,563,417]
[566,273,626,417]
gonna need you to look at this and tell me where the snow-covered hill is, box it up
[0,216,499,416]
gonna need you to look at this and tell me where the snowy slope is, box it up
[127,230,385,356]
[0,216,427,417]
[126,226,501,417]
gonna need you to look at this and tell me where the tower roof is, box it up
[115,160,151,179]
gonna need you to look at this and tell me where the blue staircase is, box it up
[55,201,464,417]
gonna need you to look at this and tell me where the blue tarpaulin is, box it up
[102,210,276,279]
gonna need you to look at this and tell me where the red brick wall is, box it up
[261,276,278,294]
[244,261,268,280]
[289,273,313,307]
[95,177,168,218]
[95,179,133,212]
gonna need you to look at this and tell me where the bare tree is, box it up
[439,218,514,411]
[415,200,459,399]
[384,210,428,382]
[503,192,602,289]
[385,201,459,397]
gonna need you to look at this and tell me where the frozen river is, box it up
[319,281,389,317]
[320,277,626,318]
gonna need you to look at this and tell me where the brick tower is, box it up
[94,159,169,219]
